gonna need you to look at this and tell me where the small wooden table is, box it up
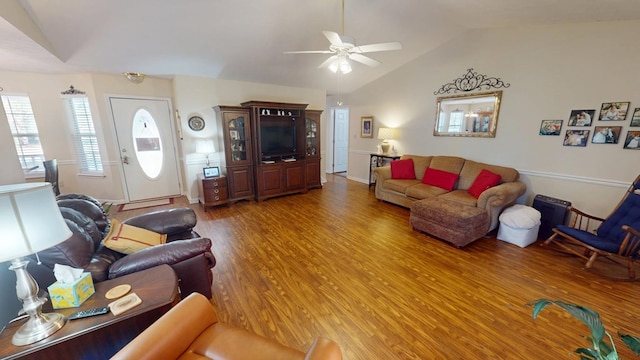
[0,265,179,360]
[369,153,401,188]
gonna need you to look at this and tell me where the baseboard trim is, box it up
[518,169,629,189]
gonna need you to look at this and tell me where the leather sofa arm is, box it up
[123,207,197,236]
[108,237,214,279]
[304,337,343,360]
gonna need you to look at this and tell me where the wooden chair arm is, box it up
[618,225,640,257]
[567,206,605,222]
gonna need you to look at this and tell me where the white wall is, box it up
[345,20,640,217]
[0,72,325,203]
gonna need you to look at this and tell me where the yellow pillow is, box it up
[102,218,167,254]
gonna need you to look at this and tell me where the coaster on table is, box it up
[105,284,131,300]
[109,293,142,316]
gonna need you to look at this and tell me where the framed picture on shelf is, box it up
[591,126,622,144]
[623,131,640,149]
[598,102,630,121]
[563,130,589,147]
[539,120,563,135]
[229,130,239,140]
[631,108,640,127]
[203,166,220,178]
[361,116,374,138]
[567,109,594,126]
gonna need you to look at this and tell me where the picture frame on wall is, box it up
[361,116,374,138]
[591,126,622,144]
[598,102,630,121]
[567,109,594,126]
[623,131,640,149]
[539,120,563,135]
[563,130,589,147]
[631,108,640,127]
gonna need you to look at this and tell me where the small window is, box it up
[63,96,103,174]
[448,110,464,133]
[1,95,45,174]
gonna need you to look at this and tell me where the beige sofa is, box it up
[374,155,526,232]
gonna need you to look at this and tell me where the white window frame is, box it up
[447,110,464,133]
[1,94,45,175]
[62,95,104,175]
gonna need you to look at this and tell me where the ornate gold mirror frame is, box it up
[434,91,502,138]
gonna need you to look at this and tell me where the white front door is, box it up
[109,97,181,202]
[333,108,349,173]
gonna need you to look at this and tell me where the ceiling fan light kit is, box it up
[284,0,402,74]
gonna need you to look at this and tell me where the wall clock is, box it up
[188,116,205,131]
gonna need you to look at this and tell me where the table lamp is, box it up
[196,139,216,166]
[377,128,395,154]
[0,183,72,346]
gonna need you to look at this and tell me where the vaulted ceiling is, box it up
[2,0,640,94]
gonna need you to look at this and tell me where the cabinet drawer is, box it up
[203,177,227,189]
[204,188,228,201]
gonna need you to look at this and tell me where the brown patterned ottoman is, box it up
[410,197,489,248]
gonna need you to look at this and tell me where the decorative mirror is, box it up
[434,90,502,138]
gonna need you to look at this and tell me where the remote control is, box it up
[67,307,110,320]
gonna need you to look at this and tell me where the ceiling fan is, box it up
[284,0,402,74]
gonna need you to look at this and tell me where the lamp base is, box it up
[380,142,391,154]
[12,312,66,346]
[10,258,67,346]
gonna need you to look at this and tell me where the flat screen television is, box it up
[260,124,296,157]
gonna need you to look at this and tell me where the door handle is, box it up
[122,155,129,164]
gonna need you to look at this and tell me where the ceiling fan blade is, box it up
[317,55,339,69]
[284,50,334,54]
[351,41,403,53]
[349,53,381,67]
[323,31,343,46]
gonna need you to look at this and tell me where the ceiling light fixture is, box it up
[328,55,352,74]
[123,72,146,84]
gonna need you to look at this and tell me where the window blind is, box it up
[63,96,103,174]
[1,95,45,173]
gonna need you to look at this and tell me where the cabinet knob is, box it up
[214,196,220,200]
[213,182,218,186]
[214,189,219,194]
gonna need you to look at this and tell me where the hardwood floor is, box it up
[114,175,640,359]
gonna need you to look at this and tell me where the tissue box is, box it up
[47,272,95,309]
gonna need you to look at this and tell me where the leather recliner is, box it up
[111,292,343,360]
[29,194,216,298]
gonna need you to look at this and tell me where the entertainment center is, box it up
[214,101,321,202]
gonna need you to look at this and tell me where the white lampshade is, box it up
[195,139,215,154]
[0,183,72,262]
[377,128,395,141]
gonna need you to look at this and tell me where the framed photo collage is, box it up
[539,101,640,150]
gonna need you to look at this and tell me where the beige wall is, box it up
[345,20,640,218]
[0,72,325,203]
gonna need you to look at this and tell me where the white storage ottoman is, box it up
[497,204,541,248]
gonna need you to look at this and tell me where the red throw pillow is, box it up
[467,169,502,198]
[390,158,415,179]
[422,167,459,191]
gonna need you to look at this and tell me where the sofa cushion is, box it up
[383,179,421,194]
[429,156,466,176]
[400,155,432,181]
[422,167,459,191]
[390,158,416,179]
[102,218,167,255]
[405,183,449,199]
[467,169,502,198]
[458,160,519,190]
[438,190,478,206]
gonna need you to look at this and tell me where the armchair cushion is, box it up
[390,158,416,179]
[422,167,459,191]
[102,218,167,254]
[556,225,620,253]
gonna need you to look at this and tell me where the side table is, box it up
[369,153,401,188]
[197,174,229,210]
[0,265,179,360]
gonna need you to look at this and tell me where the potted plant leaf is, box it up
[529,299,640,359]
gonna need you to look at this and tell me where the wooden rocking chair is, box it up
[543,174,640,279]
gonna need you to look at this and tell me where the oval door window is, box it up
[132,109,163,179]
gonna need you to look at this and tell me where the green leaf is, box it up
[530,299,606,345]
[619,332,640,355]
[575,347,600,359]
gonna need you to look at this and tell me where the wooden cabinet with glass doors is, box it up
[305,110,322,189]
[214,105,254,203]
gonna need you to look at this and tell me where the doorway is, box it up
[108,97,181,202]
[331,107,349,175]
